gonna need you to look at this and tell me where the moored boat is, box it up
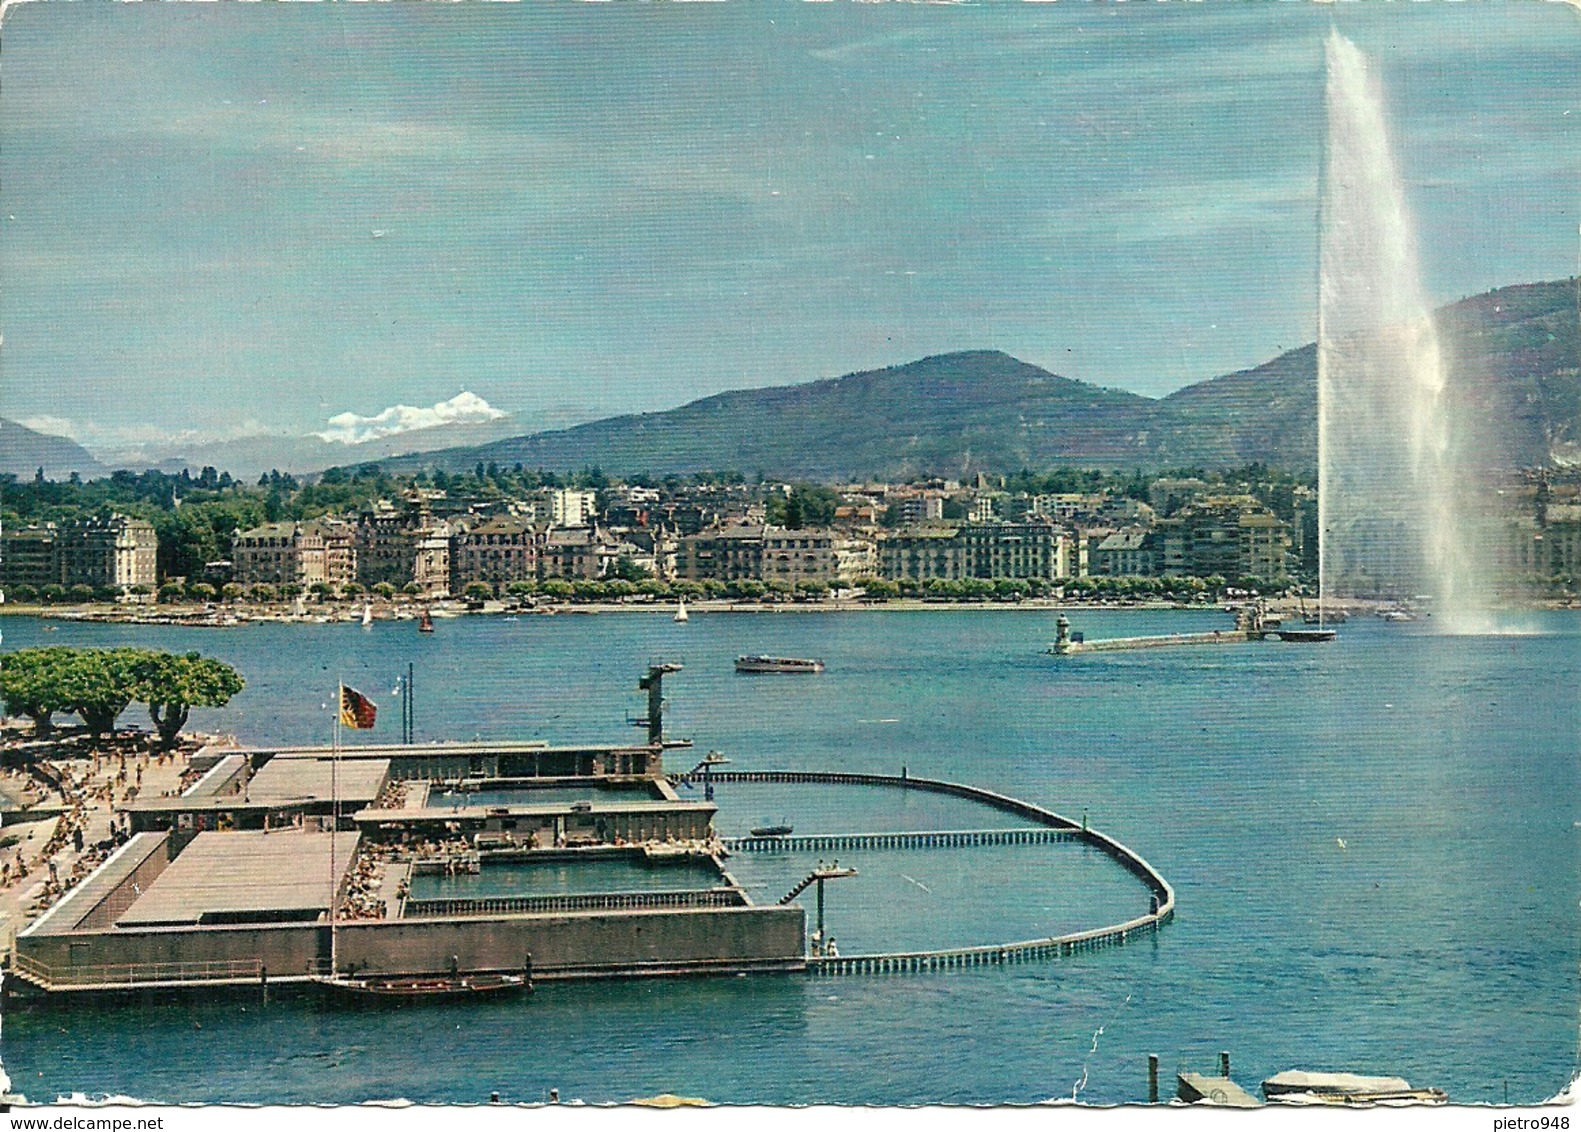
[1262,1070,1446,1106]
[418,610,435,633]
[735,655,824,674]
[322,971,529,1001]
[1275,627,1337,643]
[749,824,794,838]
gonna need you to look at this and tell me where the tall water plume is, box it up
[1318,31,1488,627]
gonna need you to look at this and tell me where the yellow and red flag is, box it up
[339,685,377,730]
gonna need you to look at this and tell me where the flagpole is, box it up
[330,682,341,980]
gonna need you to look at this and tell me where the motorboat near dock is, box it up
[735,656,825,674]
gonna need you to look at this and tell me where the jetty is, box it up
[1048,604,1297,656]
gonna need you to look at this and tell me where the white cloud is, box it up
[315,392,507,446]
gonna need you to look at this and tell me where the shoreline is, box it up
[2,594,1576,627]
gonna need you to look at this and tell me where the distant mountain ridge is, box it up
[10,277,1577,482]
[375,277,1578,480]
[0,418,107,480]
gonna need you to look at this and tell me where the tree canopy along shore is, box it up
[0,647,243,746]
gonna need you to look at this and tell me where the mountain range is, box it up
[375,277,1578,480]
[0,418,108,481]
[6,277,1577,483]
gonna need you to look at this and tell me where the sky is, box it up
[1,0,1577,455]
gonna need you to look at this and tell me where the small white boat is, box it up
[361,602,374,628]
[674,600,689,623]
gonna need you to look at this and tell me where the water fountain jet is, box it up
[1318,31,1495,633]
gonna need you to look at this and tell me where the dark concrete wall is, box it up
[336,905,805,976]
[18,905,804,984]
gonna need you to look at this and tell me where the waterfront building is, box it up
[231,522,301,586]
[0,522,62,589]
[540,525,605,580]
[878,527,967,581]
[878,522,1070,582]
[1153,499,1293,582]
[450,516,539,594]
[762,527,841,584]
[233,518,355,590]
[676,524,767,582]
[353,499,452,596]
[1092,528,1158,576]
[57,515,159,593]
[297,519,356,589]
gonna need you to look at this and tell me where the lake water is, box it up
[0,608,1575,1105]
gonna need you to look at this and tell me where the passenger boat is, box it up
[735,655,824,674]
[418,610,435,633]
[749,824,794,838]
[323,971,529,1001]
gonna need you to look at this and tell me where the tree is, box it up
[157,582,185,604]
[68,583,95,603]
[855,576,898,601]
[401,582,424,596]
[0,647,75,736]
[505,580,538,597]
[249,583,278,602]
[187,582,217,603]
[342,582,365,597]
[372,582,397,600]
[133,651,245,748]
[58,647,150,736]
[8,583,38,603]
[463,582,494,600]
[221,583,244,602]
[540,579,574,600]
[611,556,652,582]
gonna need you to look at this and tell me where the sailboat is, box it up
[673,599,689,623]
[361,602,374,628]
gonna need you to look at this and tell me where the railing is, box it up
[724,828,1073,853]
[403,888,744,918]
[11,952,264,990]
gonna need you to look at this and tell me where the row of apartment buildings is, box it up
[0,516,160,593]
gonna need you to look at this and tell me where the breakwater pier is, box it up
[701,769,1176,974]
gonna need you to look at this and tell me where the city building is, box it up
[57,516,159,593]
[676,525,767,582]
[450,516,539,594]
[0,523,62,590]
[549,489,598,529]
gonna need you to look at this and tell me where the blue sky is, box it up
[1,1,1576,453]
